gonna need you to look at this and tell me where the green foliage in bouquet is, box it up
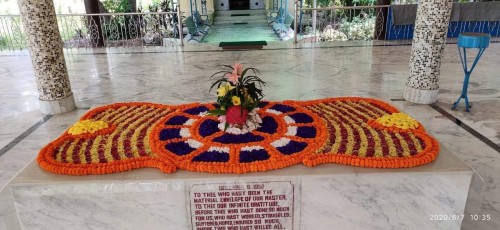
[208,63,266,124]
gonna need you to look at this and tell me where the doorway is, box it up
[230,0,250,10]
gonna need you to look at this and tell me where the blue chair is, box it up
[452,33,490,112]
[185,16,206,42]
[268,8,285,25]
[193,11,211,29]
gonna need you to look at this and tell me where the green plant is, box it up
[304,26,313,35]
[320,26,348,41]
[146,0,170,12]
[159,0,171,12]
[339,15,375,40]
[100,0,138,41]
[102,0,133,13]
[303,0,375,7]
[0,36,8,48]
[8,17,28,48]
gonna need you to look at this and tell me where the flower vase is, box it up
[226,106,249,127]
[218,106,262,134]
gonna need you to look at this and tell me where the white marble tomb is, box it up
[0,145,472,230]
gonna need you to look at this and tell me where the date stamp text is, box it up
[429,214,491,221]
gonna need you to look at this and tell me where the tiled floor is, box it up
[0,42,499,229]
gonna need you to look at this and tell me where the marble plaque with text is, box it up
[187,180,298,230]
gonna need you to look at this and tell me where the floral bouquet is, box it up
[209,63,266,134]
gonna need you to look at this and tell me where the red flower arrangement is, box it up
[208,63,267,133]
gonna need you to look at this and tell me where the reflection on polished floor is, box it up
[0,42,499,229]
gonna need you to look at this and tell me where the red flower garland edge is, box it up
[37,98,440,175]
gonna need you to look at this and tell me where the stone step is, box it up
[215,15,266,21]
[213,9,268,25]
[215,9,266,16]
[213,19,268,25]
[213,22,271,28]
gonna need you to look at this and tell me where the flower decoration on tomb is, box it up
[37,98,440,175]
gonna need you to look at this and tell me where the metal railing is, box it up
[294,4,500,45]
[0,15,28,50]
[0,10,183,51]
[294,5,389,44]
[2,6,499,51]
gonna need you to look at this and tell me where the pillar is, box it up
[129,0,137,11]
[17,0,76,114]
[403,0,453,104]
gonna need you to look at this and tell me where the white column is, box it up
[17,0,76,114]
[403,0,453,104]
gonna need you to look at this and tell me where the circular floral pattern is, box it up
[150,102,328,173]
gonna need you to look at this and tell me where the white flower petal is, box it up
[186,139,203,149]
[208,146,230,153]
[241,146,264,151]
[271,138,291,148]
[284,116,295,124]
[216,114,262,135]
[286,126,297,136]
[180,128,191,138]
[184,119,195,126]
[266,109,282,115]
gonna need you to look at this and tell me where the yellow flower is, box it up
[216,83,235,97]
[375,113,419,130]
[395,123,408,129]
[232,96,241,106]
[68,120,109,135]
[216,88,226,97]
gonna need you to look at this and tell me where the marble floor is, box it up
[0,41,499,229]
